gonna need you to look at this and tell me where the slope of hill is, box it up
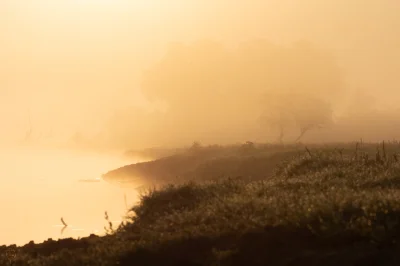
[3,142,400,265]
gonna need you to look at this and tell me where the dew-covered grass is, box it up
[3,142,400,265]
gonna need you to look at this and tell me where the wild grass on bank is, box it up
[4,142,400,265]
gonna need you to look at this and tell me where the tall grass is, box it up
[4,142,400,265]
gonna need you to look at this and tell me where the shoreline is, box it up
[3,142,400,265]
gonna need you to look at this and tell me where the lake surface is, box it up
[0,148,142,246]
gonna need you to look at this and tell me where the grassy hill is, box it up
[104,143,317,184]
[3,142,400,265]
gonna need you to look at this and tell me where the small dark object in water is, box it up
[61,217,68,227]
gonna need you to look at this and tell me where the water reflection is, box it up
[0,148,142,246]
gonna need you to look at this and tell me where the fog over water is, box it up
[0,149,141,245]
[0,0,400,244]
[1,0,400,148]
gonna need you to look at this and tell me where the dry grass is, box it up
[4,141,400,265]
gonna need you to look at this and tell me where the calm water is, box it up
[0,148,142,246]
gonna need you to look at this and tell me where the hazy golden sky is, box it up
[0,0,399,145]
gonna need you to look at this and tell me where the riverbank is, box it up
[3,142,400,265]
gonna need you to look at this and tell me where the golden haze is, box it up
[1,0,400,149]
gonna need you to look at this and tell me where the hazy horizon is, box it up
[1,0,400,150]
[1,0,400,249]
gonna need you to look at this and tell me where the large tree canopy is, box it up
[123,39,345,146]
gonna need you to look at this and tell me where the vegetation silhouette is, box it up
[4,141,400,265]
[103,39,344,149]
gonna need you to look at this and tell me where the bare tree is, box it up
[260,108,292,144]
[261,93,333,143]
[291,96,333,142]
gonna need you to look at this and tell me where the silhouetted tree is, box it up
[291,96,333,142]
[261,93,333,143]
[116,39,344,146]
[260,108,293,144]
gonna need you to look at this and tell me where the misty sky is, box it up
[0,0,399,146]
